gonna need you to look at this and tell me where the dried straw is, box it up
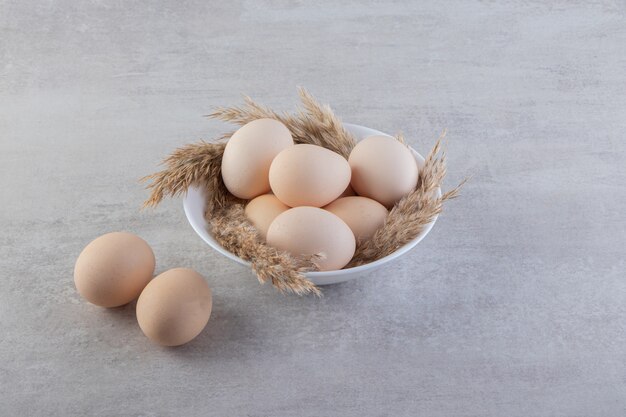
[347,131,465,267]
[140,140,242,215]
[209,87,357,159]
[209,205,321,296]
[142,89,463,296]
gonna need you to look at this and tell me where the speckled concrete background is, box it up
[1,1,625,416]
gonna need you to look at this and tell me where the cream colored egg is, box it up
[136,268,212,347]
[221,118,293,199]
[244,194,290,240]
[269,144,351,207]
[324,196,388,242]
[74,232,155,308]
[348,135,418,207]
[266,207,355,271]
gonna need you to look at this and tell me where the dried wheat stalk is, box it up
[142,89,463,296]
[140,140,243,215]
[347,131,465,267]
[209,87,357,159]
[209,205,321,296]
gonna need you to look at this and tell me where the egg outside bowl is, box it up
[183,123,441,286]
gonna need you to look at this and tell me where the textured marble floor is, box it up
[1,1,625,416]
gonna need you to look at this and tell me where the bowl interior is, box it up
[183,123,441,284]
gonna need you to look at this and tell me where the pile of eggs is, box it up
[222,118,420,270]
[74,232,213,346]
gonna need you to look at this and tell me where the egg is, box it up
[269,144,351,207]
[348,135,419,207]
[221,118,293,199]
[324,196,389,242]
[244,194,290,240]
[266,207,355,271]
[74,232,155,308]
[136,268,212,346]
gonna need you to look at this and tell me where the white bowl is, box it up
[183,123,441,286]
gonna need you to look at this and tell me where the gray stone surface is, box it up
[1,1,625,416]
